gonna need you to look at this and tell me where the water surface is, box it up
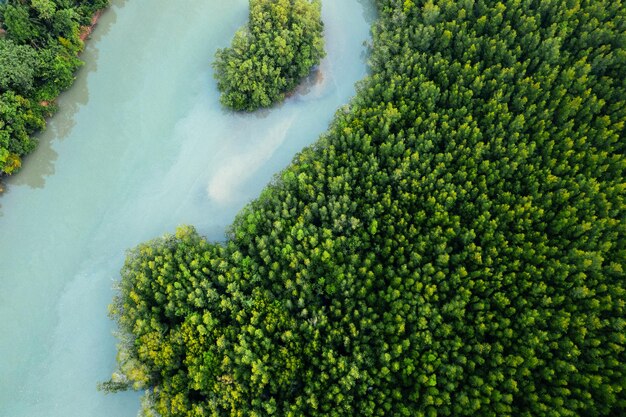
[0,0,373,415]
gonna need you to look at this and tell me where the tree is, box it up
[213,0,325,111]
[0,39,38,93]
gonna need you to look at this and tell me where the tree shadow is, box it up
[357,0,378,25]
[291,67,325,98]
[0,180,4,216]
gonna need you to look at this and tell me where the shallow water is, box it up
[0,0,373,415]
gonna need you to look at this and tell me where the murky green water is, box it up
[0,0,373,415]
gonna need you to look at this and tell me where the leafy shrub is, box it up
[213,0,325,111]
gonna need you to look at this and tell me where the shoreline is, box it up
[0,7,107,182]
[284,66,324,99]
[39,9,104,106]
[38,9,104,109]
[80,10,104,42]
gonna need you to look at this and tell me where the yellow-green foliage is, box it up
[108,0,626,415]
[213,0,325,111]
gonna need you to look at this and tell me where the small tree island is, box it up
[213,0,325,111]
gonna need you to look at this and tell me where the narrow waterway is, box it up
[0,0,374,415]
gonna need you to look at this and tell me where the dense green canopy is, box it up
[107,0,626,416]
[0,0,108,175]
[213,0,325,111]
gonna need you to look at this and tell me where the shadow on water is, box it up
[357,0,377,67]
[291,67,326,98]
[223,64,328,119]
[0,181,4,217]
[9,5,121,190]
[357,0,378,24]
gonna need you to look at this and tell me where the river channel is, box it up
[0,0,374,415]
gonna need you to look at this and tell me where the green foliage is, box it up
[213,0,325,111]
[0,91,45,174]
[1,4,42,44]
[0,0,108,175]
[0,39,39,93]
[108,0,626,416]
[31,0,57,21]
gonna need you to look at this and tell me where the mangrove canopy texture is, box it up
[213,0,325,111]
[106,0,626,416]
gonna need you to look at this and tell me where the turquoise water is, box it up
[0,0,373,415]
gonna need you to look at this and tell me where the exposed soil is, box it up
[80,10,103,42]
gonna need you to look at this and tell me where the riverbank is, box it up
[80,10,104,42]
[36,10,104,108]
[0,1,110,176]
